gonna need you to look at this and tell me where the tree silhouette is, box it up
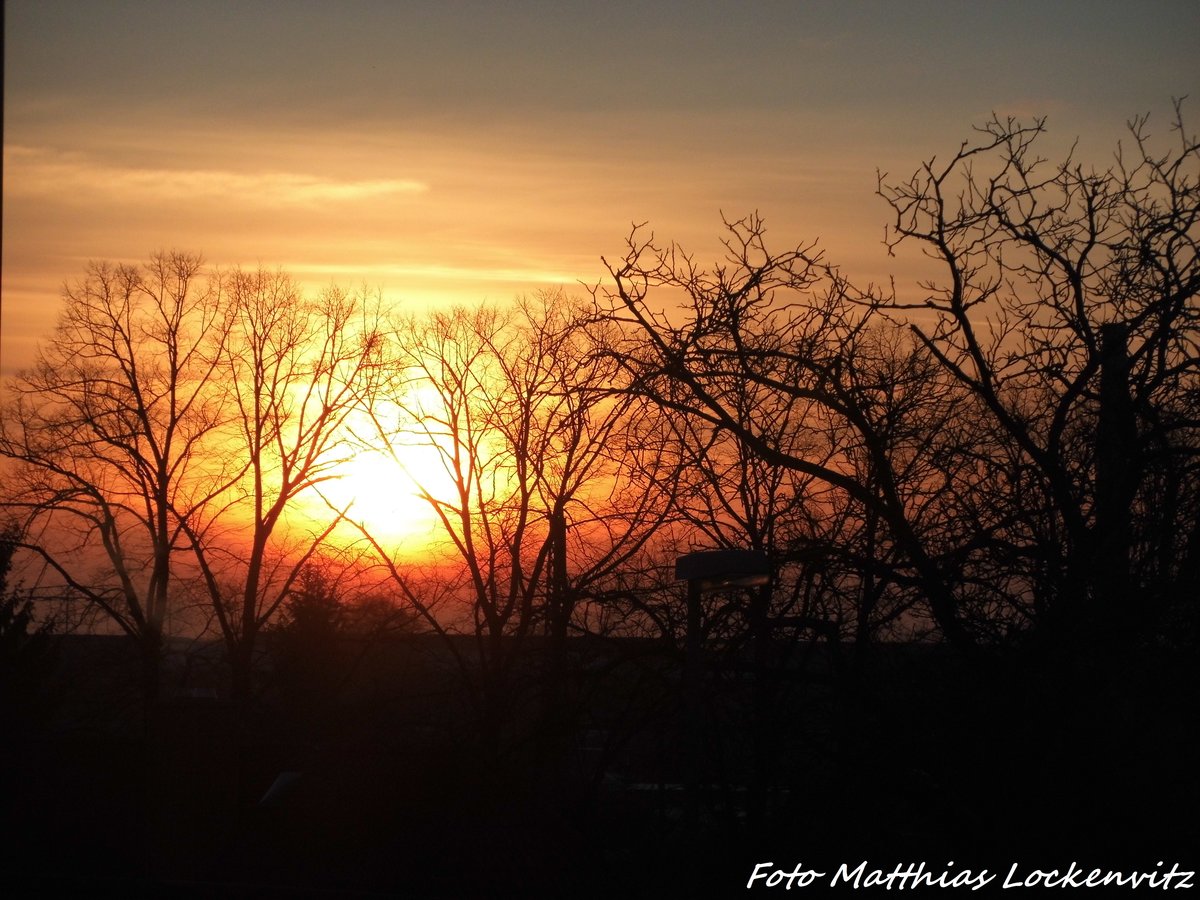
[1,260,389,707]
[595,104,1199,660]
[877,102,1200,654]
[0,252,227,702]
[593,215,982,648]
[183,271,388,704]
[365,292,676,762]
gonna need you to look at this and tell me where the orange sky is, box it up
[4,0,1198,382]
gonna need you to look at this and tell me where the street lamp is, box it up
[675,548,771,679]
[674,548,771,592]
[675,548,771,833]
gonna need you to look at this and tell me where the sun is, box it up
[316,443,456,553]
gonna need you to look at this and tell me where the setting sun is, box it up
[316,443,457,552]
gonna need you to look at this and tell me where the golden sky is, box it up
[4,0,1198,381]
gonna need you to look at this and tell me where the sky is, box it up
[4,0,1198,382]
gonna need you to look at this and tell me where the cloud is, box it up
[4,145,428,207]
[285,262,582,286]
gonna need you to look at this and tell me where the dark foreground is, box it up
[2,633,1196,897]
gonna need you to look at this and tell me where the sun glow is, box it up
[316,443,458,554]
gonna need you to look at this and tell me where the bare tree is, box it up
[592,216,980,648]
[183,270,388,704]
[877,102,1200,651]
[365,291,676,752]
[1,255,393,708]
[594,104,1198,665]
[0,252,228,701]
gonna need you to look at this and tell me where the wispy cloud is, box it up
[285,262,582,286]
[4,145,428,206]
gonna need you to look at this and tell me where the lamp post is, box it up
[675,548,771,834]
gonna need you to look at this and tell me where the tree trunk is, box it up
[1094,322,1138,642]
